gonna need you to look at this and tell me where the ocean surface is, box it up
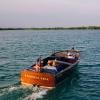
[0,30,100,100]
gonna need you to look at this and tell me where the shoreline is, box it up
[0,26,100,30]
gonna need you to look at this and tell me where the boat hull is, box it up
[21,61,79,88]
[55,61,79,85]
[21,70,55,88]
[20,49,80,88]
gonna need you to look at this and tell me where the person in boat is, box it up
[48,60,53,66]
[44,60,57,71]
[34,57,43,72]
[34,63,41,72]
[48,60,58,67]
[36,57,42,66]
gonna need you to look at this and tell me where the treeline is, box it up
[0,26,100,30]
[66,26,100,30]
[0,28,28,30]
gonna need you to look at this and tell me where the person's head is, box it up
[36,62,40,66]
[48,60,53,66]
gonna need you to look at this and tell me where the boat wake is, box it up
[24,87,48,100]
[0,83,48,100]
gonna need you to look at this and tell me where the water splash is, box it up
[0,84,48,100]
[0,84,32,100]
[24,86,48,100]
[0,84,24,96]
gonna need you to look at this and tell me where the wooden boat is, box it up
[21,48,80,89]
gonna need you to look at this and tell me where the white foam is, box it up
[24,87,48,100]
[8,86,19,92]
[0,85,48,100]
[0,85,27,96]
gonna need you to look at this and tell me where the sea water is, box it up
[0,30,100,100]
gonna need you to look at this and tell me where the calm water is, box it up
[0,30,100,100]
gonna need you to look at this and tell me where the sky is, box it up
[0,0,100,28]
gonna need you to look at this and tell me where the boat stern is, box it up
[21,69,56,88]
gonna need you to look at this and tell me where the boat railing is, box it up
[55,60,72,66]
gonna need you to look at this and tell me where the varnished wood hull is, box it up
[21,70,55,88]
[21,49,80,88]
[21,61,79,88]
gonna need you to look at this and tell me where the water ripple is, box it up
[0,30,100,100]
